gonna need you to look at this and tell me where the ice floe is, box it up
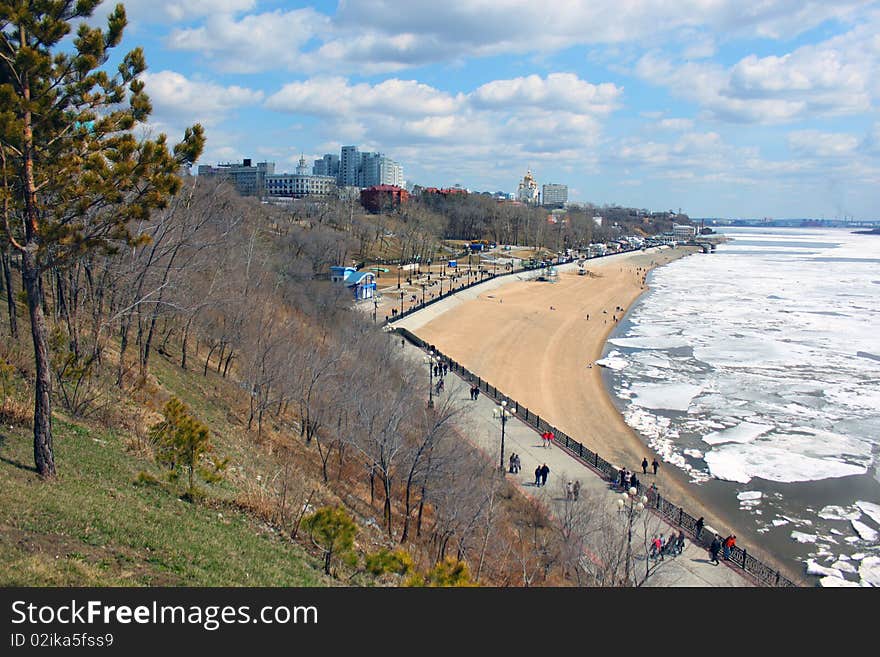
[855,501,880,527]
[704,442,866,484]
[596,351,628,370]
[806,559,843,579]
[791,531,817,543]
[818,505,861,521]
[850,519,879,542]
[819,576,860,587]
[831,560,858,574]
[702,422,772,446]
[608,336,690,350]
[859,556,880,587]
[628,382,702,412]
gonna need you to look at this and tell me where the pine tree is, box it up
[0,2,204,477]
[302,506,358,576]
[149,397,226,499]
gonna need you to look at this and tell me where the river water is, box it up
[600,227,880,586]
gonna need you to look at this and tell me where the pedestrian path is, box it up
[400,341,752,587]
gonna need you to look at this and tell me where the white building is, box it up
[673,224,696,240]
[517,170,539,204]
[265,157,337,198]
[542,183,568,208]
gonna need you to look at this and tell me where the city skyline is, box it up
[105,1,880,219]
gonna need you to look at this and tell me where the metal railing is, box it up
[391,326,798,588]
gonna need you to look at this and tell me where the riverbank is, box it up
[407,245,801,584]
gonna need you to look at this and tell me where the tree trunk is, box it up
[21,250,55,477]
[1,250,17,338]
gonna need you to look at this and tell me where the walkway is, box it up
[399,341,752,587]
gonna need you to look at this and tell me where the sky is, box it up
[94,0,880,219]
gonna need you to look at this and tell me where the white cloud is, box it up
[165,9,330,73]
[471,74,621,115]
[160,1,872,74]
[657,118,695,131]
[265,77,463,117]
[788,130,860,158]
[95,0,256,24]
[141,70,264,127]
[634,15,880,124]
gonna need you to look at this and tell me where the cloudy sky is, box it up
[106,0,880,219]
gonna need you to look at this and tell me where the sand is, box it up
[408,246,793,577]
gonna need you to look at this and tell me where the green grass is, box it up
[0,418,331,587]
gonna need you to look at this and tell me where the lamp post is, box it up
[492,400,515,474]
[616,486,648,586]
[372,296,378,323]
[424,351,437,407]
[398,290,405,316]
[397,264,401,289]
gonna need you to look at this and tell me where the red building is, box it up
[360,185,410,212]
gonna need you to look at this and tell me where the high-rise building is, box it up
[542,183,568,208]
[340,146,361,187]
[313,154,339,178]
[197,158,275,196]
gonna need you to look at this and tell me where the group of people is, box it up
[708,534,737,565]
[468,385,481,401]
[540,431,555,448]
[433,362,448,378]
[640,456,660,476]
[616,467,641,492]
[534,463,550,487]
[565,480,581,501]
[650,531,686,560]
[508,453,522,474]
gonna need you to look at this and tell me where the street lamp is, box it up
[397,265,401,289]
[424,351,437,407]
[492,400,515,474]
[616,486,648,586]
[398,290,405,316]
[372,295,378,323]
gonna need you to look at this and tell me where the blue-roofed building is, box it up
[330,266,376,300]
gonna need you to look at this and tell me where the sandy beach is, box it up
[407,245,793,578]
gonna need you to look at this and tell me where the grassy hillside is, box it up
[0,354,334,587]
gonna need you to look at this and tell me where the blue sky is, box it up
[99,1,880,219]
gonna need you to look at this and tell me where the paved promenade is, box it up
[397,333,753,587]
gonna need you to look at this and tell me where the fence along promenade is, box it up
[390,323,798,587]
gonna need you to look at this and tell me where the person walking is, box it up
[473,386,480,401]
[534,465,542,487]
[709,535,722,565]
[509,453,517,474]
[695,517,705,540]
[652,458,659,475]
[539,463,550,487]
[514,454,521,473]
[642,457,649,475]
[723,534,736,560]
[675,530,686,556]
